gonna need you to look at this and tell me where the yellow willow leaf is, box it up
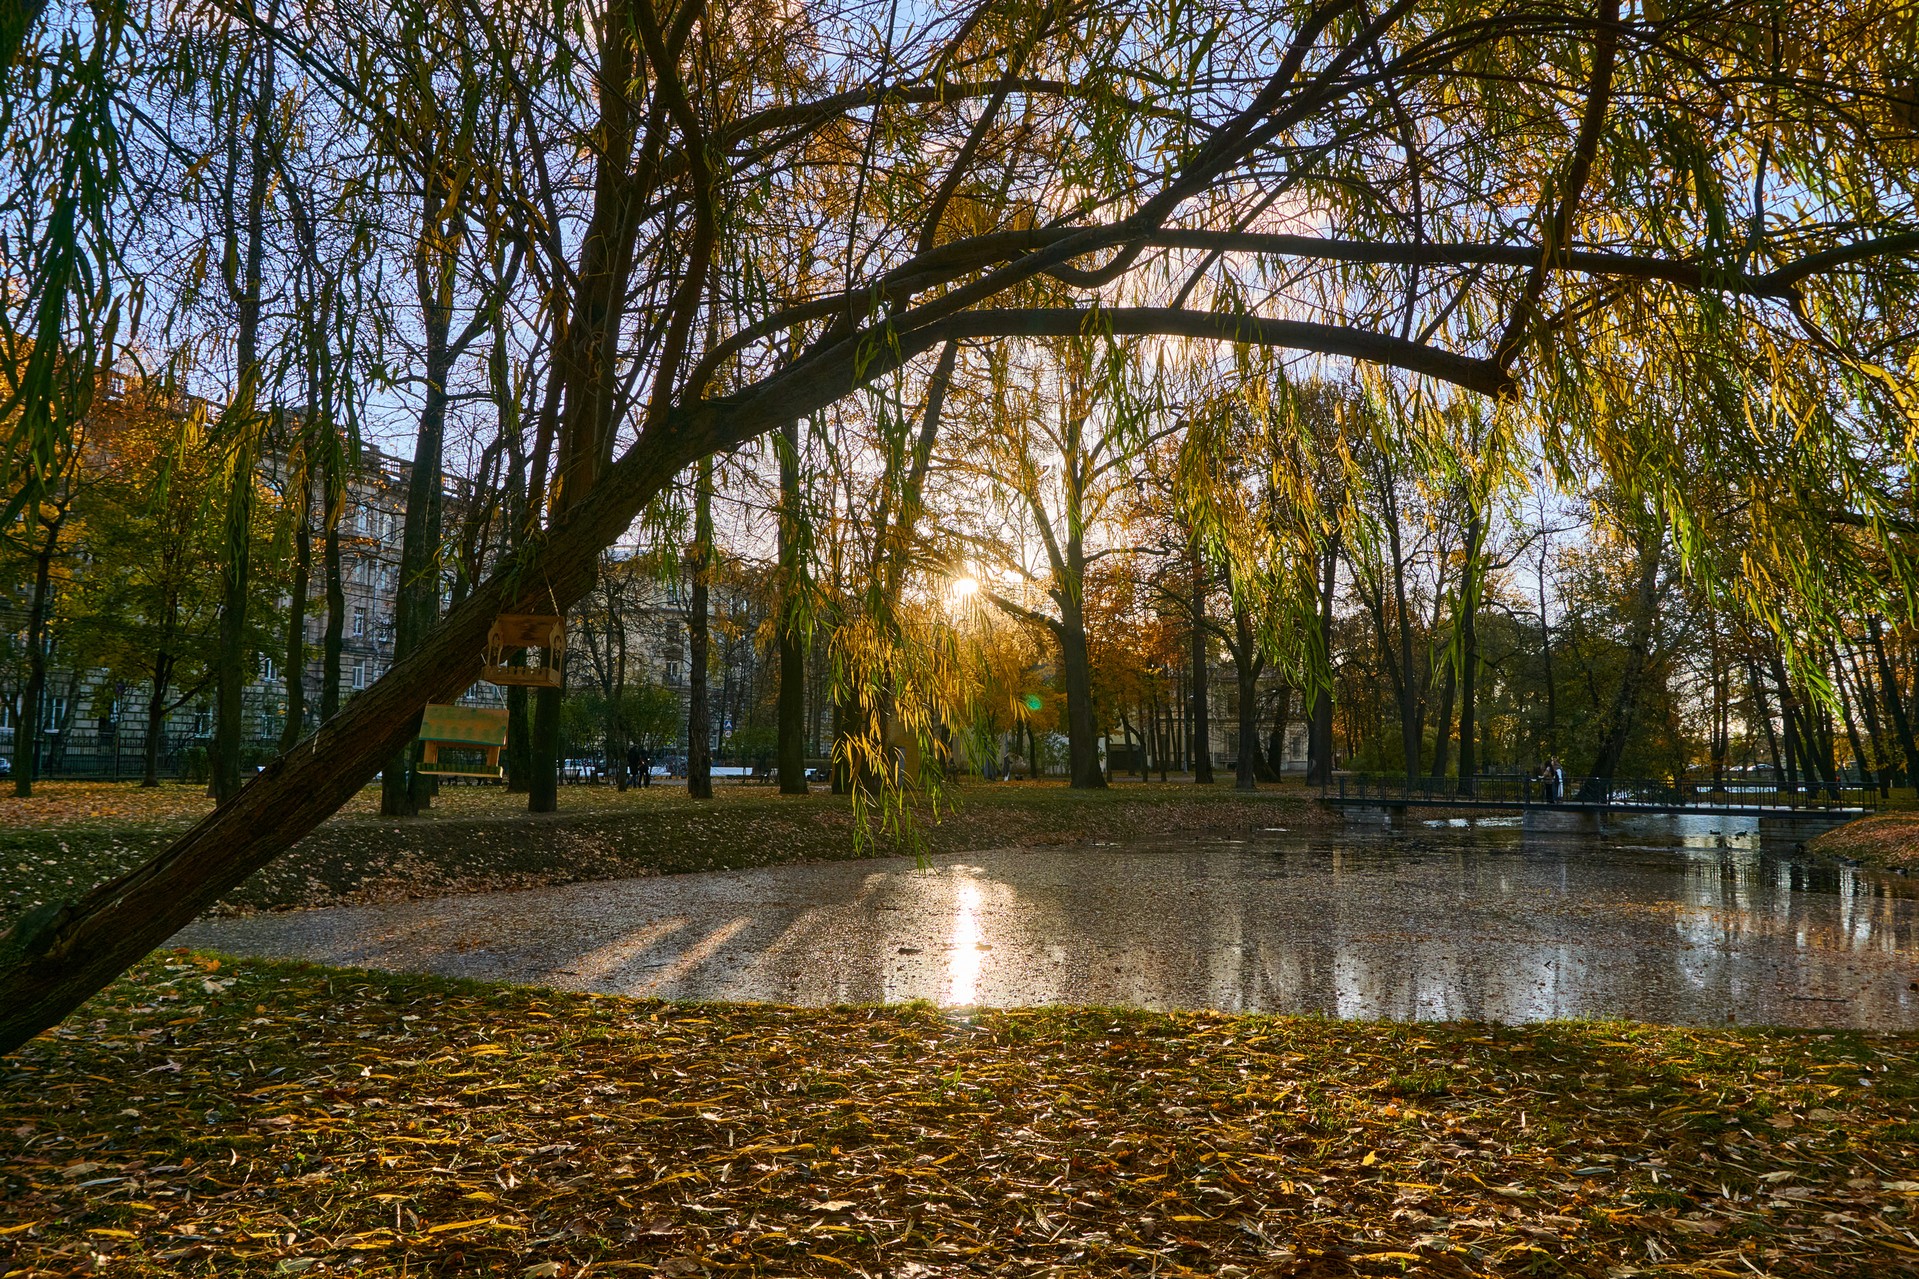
[425,1216,497,1234]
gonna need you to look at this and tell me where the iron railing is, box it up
[1324,771,1885,812]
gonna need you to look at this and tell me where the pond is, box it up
[178,817,1919,1029]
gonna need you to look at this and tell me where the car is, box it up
[0,755,10,778]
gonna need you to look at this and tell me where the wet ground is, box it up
[178,816,1919,1028]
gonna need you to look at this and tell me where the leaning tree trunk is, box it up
[0,361,710,1053]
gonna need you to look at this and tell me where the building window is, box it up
[356,505,369,535]
[352,661,367,690]
[261,655,277,682]
[353,606,367,638]
[665,661,681,685]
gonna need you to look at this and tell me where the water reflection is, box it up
[179,821,1919,1030]
[947,877,983,1005]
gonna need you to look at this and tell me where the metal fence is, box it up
[0,726,229,783]
[1325,771,1886,812]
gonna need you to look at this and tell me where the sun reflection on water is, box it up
[946,878,983,1005]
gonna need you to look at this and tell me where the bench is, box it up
[417,705,510,778]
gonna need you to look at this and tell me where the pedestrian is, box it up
[627,742,642,788]
[638,745,653,788]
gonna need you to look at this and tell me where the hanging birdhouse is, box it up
[482,613,566,688]
[417,704,510,778]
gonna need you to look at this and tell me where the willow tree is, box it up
[5,0,1919,1050]
[952,338,1165,789]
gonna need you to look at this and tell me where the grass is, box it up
[1809,812,1919,872]
[0,780,1334,919]
[2,954,1915,1277]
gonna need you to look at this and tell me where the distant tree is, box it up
[63,388,226,786]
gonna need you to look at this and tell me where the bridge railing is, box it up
[1324,771,1884,811]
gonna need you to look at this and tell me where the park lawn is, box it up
[0,780,1335,920]
[1810,813,1919,872]
[1,955,1915,1278]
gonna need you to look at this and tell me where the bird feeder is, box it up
[482,613,566,688]
[416,704,510,778]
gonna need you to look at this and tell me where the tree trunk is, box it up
[213,32,276,805]
[141,650,174,788]
[1190,544,1213,784]
[1307,537,1338,785]
[1235,610,1266,787]
[1429,661,1456,781]
[277,465,313,754]
[382,169,460,818]
[1456,604,1479,795]
[212,441,257,803]
[528,684,562,812]
[1536,534,1557,758]
[1578,521,1661,795]
[1057,599,1106,789]
[1384,484,1421,778]
[687,456,713,800]
[1834,649,1871,792]
[1845,643,1893,796]
[1455,508,1482,794]
[776,419,807,795]
[1748,662,1782,778]
[1265,685,1292,781]
[320,454,346,723]
[12,531,55,797]
[1869,617,1919,796]
[1232,602,1262,792]
[505,682,531,793]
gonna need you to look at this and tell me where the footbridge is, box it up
[1321,772,1883,819]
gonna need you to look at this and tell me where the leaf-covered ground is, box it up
[1,781,1335,920]
[1811,813,1919,873]
[4,955,1916,1277]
